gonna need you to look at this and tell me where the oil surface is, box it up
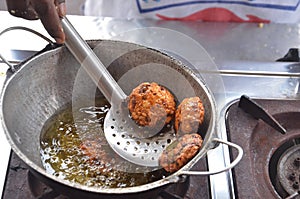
[40,99,166,188]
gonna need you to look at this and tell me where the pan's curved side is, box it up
[0,39,219,197]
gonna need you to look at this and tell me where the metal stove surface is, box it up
[226,99,300,198]
[1,11,300,199]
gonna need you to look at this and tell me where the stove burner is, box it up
[277,144,300,195]
[269,138,300,198]
[226,99,300,198]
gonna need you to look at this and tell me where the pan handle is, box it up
[179,138,243,176]
[0,26,54,72]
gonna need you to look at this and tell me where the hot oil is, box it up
[40,98,167,188]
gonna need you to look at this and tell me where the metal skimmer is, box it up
[104,109,176,167]
[62,17,177,167]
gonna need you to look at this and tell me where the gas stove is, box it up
[1,11,300,199]
[227,98,300,198]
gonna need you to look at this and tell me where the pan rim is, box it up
[0,40,218,194]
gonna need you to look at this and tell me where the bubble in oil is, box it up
[40,99,167,188]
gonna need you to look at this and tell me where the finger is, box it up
[6,0,38,20]
[55,0,66,17]
[31,0,65,44]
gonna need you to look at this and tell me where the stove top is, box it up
[1,13,300,198]
[1,50,300,199]
[226,98,300,198]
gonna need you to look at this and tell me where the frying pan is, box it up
[0,33,242,198]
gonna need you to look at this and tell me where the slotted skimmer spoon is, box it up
[61,17,177,167]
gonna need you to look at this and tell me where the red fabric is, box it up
[156,7,270,23]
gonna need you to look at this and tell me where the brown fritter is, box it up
[159,133,203,173]
[80,138,122,173]
[128,82,176,127]
[80,140,107,162]
[175,97,205,135]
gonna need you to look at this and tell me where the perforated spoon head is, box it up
[104,104,176,167]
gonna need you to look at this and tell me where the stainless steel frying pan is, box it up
[0,28,243,198]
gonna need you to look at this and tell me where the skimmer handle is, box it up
[61,17,127,104]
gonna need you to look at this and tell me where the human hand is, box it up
[6,0,66,44]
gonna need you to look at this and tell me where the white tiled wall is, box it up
[0,1,85,15]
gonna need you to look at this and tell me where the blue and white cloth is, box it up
[84,0,300,23]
